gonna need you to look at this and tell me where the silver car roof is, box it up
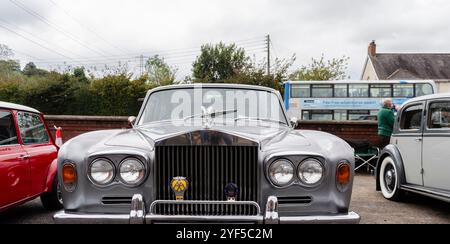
[147,83,279,94]
[405,93,450,104]
[0,101,41,113]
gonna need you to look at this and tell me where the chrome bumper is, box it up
[53,195,360,224]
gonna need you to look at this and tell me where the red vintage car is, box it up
[0,101,62,212]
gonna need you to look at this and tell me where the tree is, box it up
[0,60,21,74]
[145,55,177,86]
[23,62,49,77]
[192,42,249,82]
[289,55,349,81]
[0,44,14,60]
[73,67,89,83]
[225,55,296,92]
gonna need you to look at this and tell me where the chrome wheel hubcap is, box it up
[384,165,396,193]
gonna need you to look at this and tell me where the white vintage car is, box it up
[376,93,450,202]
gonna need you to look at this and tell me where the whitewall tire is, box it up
[379,156,403,201]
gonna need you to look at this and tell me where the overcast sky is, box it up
[1,0,449,79]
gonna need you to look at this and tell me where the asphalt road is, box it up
[0,174,449,224]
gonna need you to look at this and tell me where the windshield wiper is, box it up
[234,117,287,125]
[183,109,238,121]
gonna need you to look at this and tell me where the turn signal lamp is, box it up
[336,162,351,192]
[62,163,77,192]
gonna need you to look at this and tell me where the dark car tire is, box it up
[379,156,404,201]
[41,177,64,211]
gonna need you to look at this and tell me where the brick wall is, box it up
[44,116,380,147]
[45,115,129,142]
[297,120,379,147]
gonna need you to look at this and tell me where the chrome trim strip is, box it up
[53,211,130,224]
[279,212,360,224]
[146,215,264,224]
[401,185,450,203]
[149,200,261,215]
[53,211,360,224]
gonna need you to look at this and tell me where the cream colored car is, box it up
[376,93,450,202]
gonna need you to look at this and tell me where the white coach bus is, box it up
[284,80,437,121]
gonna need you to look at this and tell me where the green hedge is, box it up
[0,71,153,116]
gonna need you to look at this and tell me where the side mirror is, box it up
[128,116,137,128]
[290,117,298,128]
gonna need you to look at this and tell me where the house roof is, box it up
[369,53,450,80]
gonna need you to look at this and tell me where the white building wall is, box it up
[436,80,450,93]
[361,58,378,80]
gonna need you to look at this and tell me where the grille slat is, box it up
[155,145,258,216]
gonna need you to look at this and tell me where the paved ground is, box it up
[0,174,449,224]
[351,174,450,224]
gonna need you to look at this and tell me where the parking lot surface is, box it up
[351,174,450,224]
[0,174,449,224]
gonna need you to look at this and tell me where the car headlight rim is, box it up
[268,159,295,187]
[298,158,324,186]
[119,157,146,186]
[88,158,116,186]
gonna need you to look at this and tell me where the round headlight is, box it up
[298,159,324,185]
[269,159,294,186]
[89,159,115,185]
[119,158,145,185]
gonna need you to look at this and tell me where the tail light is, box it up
[336,162,351,192]
[62,163,77,192]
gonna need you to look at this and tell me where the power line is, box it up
[0,17,87,59]
[11,49,41,61]
[5,33,269,76]
[8,0,111,57]
[0,22,75,61]
[46,0,130,55]
[12,36,267,63]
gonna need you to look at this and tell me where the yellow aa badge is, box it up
[171,177,189,201]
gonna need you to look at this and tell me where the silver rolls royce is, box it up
[53,84,360,224]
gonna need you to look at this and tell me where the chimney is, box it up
[368,40,376,57]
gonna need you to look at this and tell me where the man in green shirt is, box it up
[378,99,395,149]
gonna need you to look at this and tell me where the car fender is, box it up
[44,158,58,193]
[375,144,406,191]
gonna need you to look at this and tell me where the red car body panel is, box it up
[0,106,58,212]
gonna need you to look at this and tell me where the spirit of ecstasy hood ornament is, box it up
[201,106,214,129]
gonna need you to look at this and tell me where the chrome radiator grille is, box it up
[155,145,259,216]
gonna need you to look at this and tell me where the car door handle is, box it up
[415,138,423,142]
[17,155,30,160]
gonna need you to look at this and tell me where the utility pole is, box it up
[139,54,144,76]
[266,34,270,76]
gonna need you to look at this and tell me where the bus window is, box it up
[334,110,347,120]
[291,84,310,98]
[416,83,433,97]
[370,84,392,97]
[302,110,333,120]
[349,84,369,97]
[393,84,414,98]
[311,111,333,121]
[348,110,370,120]
[334,84,348,97]
[311,85,333,98]
[302,111,310,120]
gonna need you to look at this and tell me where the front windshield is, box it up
[137,87,287,125]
